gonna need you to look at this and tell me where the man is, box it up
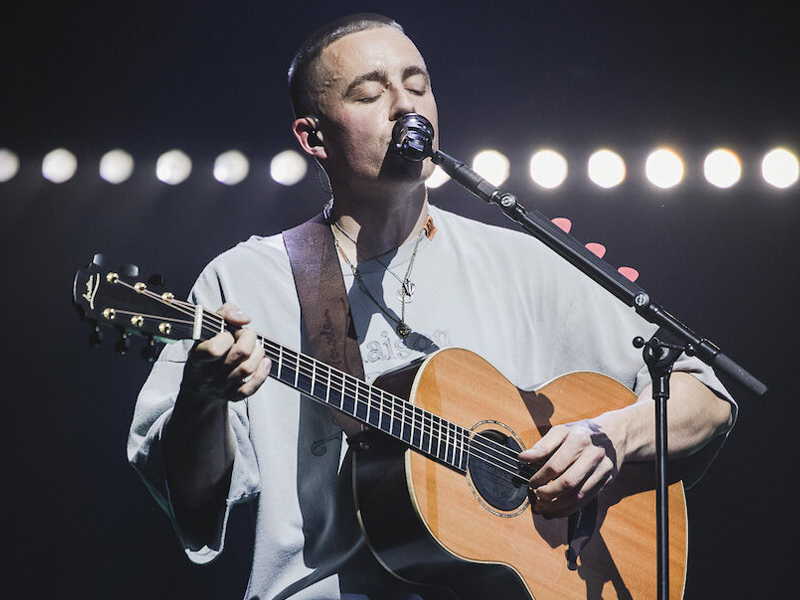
[129,13,735,600]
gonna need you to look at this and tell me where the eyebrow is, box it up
[343,65,430,98]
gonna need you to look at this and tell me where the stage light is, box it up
[270,150,307,186]
[588,149,626,189]
[214,150,249,186]
[425,165,450,189]
[703,149,741,188]
[0,149,19,182]
[99,149,134,184]
[645,148,684,189]
[156,149,192,185]
[762,148,799,189]
[42,148,78,183]
[472,149,510,186]
[530,149,568,189]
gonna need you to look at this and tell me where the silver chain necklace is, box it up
[330,218,422,303]
[330,223,425,339]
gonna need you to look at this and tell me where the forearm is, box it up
[596,372,734,466]
[162,390,236,510]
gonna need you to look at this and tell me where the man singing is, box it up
[129,13,734,600]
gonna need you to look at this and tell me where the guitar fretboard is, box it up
[259,337,469,473]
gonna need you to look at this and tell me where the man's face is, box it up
[313,27,439,189]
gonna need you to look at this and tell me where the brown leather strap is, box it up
[283,213,364,436]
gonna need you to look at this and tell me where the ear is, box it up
[292,116,327,160]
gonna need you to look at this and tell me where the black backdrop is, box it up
[2,2,798,598]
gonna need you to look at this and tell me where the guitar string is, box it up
[116,284,533,484]
[114,298,532,486]
[116,290,534,485]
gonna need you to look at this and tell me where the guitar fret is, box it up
[354,380,367,421]
[398,402,405,442]
[424,411,433,454]
[433,415,439,455]
[418,408,427,451]
[376,390,388,433]
[367,388,381,428]
[330,370,343,411]
[411,407,421,449]
[391,402,402,438]
[341,372,350,412]
[455,426,464,470]
[447,421,456,465]
[310,360,317,396]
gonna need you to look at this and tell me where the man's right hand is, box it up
[181,303,271,403]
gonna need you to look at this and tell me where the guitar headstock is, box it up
[73,255,199,360]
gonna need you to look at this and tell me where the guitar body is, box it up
[354,348,687,600]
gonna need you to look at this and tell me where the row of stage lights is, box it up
[0,146,798,190]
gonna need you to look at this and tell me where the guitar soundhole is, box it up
[468,429,528,513]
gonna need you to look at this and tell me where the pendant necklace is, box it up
[330,219,420,304]
[330,222,425,339]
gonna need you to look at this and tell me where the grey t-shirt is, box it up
[128,205,734,600]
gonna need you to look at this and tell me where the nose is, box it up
[389,88,416,121]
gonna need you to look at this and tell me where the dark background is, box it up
[1,1,797,598]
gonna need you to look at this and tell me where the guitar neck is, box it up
[256,335,468,473]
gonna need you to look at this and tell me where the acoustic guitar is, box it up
[73,257,687,600]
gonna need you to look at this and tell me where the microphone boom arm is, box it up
[430,148,767,396]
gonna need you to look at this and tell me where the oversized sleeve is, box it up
[126,264,261,564]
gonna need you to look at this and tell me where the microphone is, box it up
[392,112,505,203]
[392,113,436,162]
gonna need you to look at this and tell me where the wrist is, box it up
[593,409,631,469]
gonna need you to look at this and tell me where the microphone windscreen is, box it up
[392,113,435,162]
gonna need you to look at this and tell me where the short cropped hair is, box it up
[288,13,404,117]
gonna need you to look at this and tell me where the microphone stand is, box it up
[427,146,768,600]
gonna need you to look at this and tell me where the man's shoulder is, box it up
[430,204,553,256]
[203,233,290,276]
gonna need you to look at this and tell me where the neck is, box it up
[328,183,429,261]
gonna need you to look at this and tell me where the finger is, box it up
[535,471,613,519]
[534,444,606,501]
[519,425,569,464]
[224,328,259,368]
[189,331,235,366]
[217,303,251,325]
[227,337,265,383]
[232,357,272,400]
[526,435,582,489]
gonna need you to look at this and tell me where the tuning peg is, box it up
[92,253,112,268]
[88,323,103,346]
[147,273,165,287]
[120,263,140,277]
[115,331,131,355]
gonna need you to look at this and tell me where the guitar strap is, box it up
[284,213,597,576]
[283,212,364,438]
